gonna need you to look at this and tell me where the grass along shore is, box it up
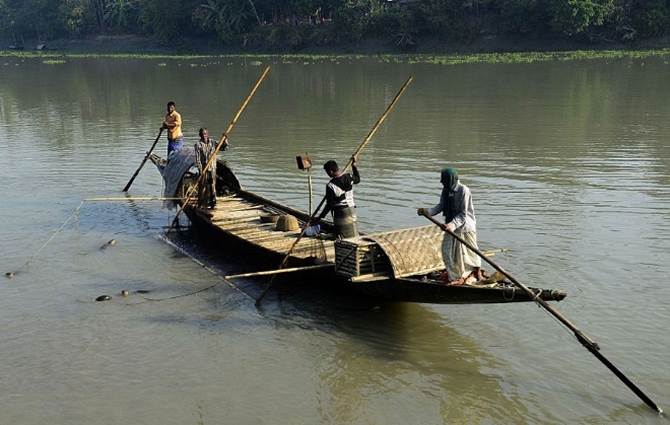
[3,34,670,63]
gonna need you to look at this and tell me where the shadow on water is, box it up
[269,284,550,422]
[159,225,541,417]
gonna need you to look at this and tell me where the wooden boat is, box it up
[150,148,566,305]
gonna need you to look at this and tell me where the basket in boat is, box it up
[275,215,299,231]
[260,214,280,224]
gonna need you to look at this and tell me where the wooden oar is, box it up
[123,128,164,192]
[166,66,270,234]
[255,75,414,306]
[421,212,664,415]
[225,264,333,280]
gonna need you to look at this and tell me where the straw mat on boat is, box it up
[362,225,445,278]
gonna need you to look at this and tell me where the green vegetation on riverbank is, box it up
[2,0,670,54]
[2,46,670,66]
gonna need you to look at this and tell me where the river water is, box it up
[1,52,669,424]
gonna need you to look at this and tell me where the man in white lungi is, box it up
[417,167,484,285]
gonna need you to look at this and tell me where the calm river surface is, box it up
[1,52,669,424]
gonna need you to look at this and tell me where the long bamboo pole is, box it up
[166,66,271,234]
[123,128,163,192]
[254,75,414,306]
[84,196,184,202]
[421,212,664,415]
[225,264,333,280]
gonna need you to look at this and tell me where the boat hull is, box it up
[351,277,566,304]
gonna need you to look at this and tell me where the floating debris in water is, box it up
[121,290,129,296]
[5,272,13,278]
[96,295,112,301]
[100,239,116,250]
[136,290,150,294]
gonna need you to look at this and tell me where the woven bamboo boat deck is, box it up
[197,193,337,264]
[191,192,452,281]
[333,225,447,282]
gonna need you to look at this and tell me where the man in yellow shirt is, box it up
[162,101,183,156]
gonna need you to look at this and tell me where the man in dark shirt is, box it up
[316,156,361,239]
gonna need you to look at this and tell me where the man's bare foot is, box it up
[448,277,465,286]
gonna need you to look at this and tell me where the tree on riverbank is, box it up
[2,0,669,52]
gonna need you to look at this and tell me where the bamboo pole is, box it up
[421,212,664,415]
[225,264,333,280]
[166,66,271,234]
[255,75,414,306]
[123,128,163,192]
[84,197,183,202]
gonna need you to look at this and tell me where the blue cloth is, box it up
[167,137,184,155]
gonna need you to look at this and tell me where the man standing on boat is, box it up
[316,156,361,239]
[194,127,222,209]
[162,101,183,156]
[417,167,484,285]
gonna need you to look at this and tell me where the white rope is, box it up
[502,284,516,301]
[8,200,86,275]
[6,196,181,277]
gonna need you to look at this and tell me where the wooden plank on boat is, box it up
[215,217,279,228]
[214,202,258,211]
[219,204,265,213]
[218,195,246,202]
[211,217,263,228]
[247,235,298,246]
[212,208,264,219]
[350,272,394,282]
[212,210,263,220]
[213,198,248,206]
[214,217,267,228]
[235,223,280,233]
[213,220,258,233]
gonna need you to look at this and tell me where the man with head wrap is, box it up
[417,167,484,285]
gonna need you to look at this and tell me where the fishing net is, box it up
[296,234,328,262]
[157,147,197,210]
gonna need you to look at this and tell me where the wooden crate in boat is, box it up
[334,239,392,279]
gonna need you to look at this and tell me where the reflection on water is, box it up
[307,303,525,423]
[1,53,669,424]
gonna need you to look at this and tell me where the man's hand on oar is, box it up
[418,209,449,231]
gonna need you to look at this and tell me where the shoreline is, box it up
[4,34,670,56]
